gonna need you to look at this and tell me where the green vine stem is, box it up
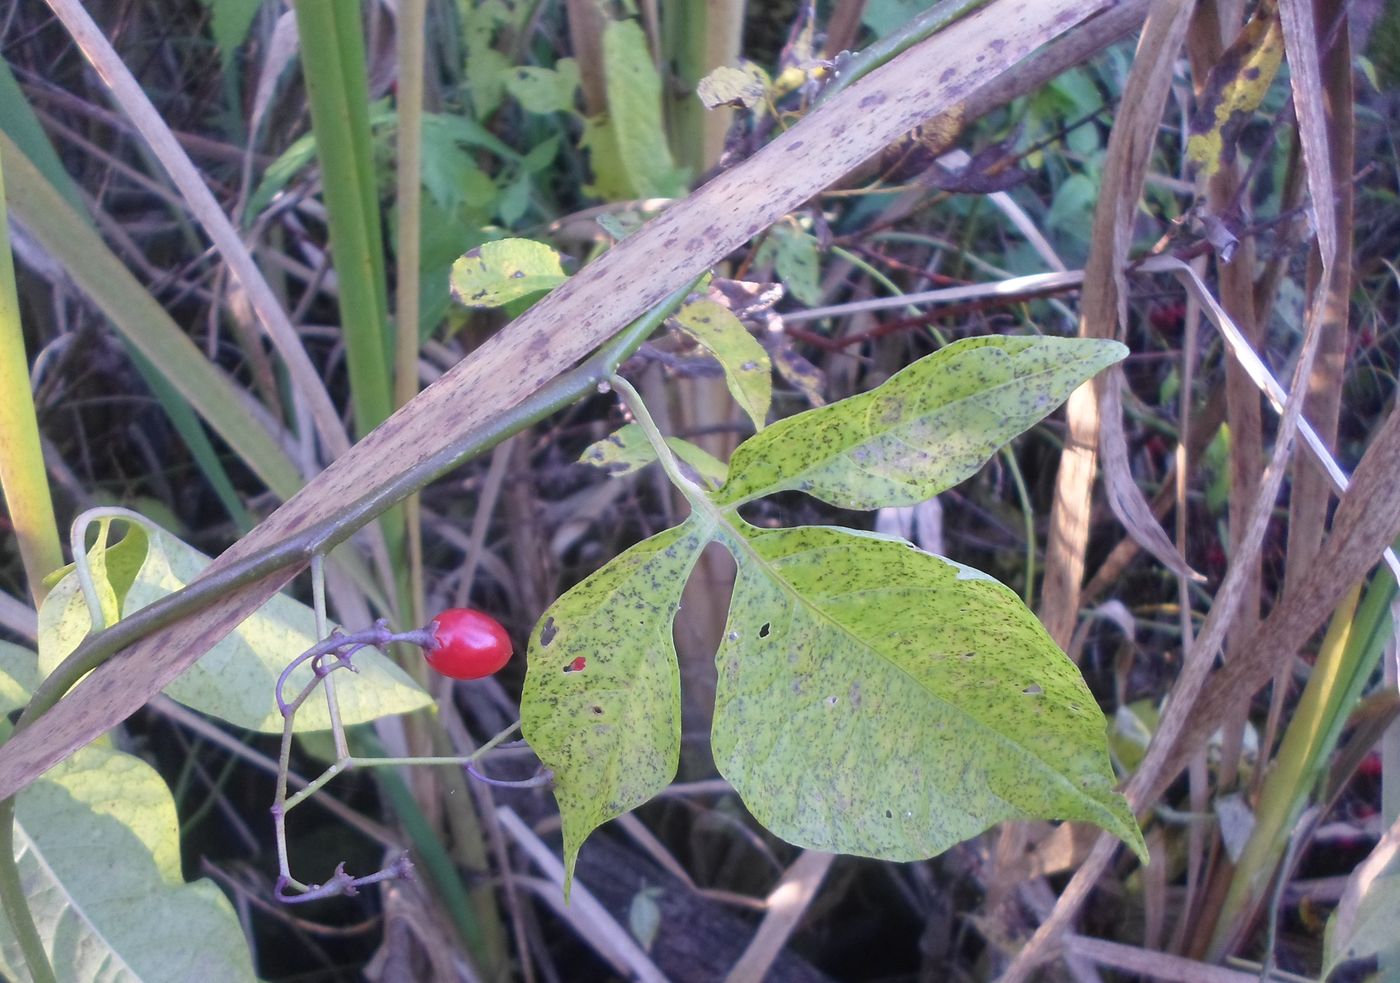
[0,280,697,972]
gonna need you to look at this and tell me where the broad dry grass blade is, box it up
[1038,0,1195,647]
[0,0,1117,803]
[42,0,350,460]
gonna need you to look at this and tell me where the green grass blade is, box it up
[292,1,393,437]
[1,134,304,503]
[0,148,63,606]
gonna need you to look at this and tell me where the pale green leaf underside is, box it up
[713,522,1145,863]
[717,336,1128,510]
[580,422,727,488]
[449,238,567,308]
[672,299,773,431]
[1323,856,1400,980]
[521,516,712,889]
[37,515,430,733]
[0,743,255,982]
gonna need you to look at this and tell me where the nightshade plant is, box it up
[451,242,1152,891]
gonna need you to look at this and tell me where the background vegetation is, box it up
[0,0,1398,979]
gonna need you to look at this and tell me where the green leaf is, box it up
[198,0,261,68]
[716,336,1127,510]
[580,422,728,489]
[0,642,38,726]
[505,59,582,115]
[1324,849,1400,980]
[244,132,318,221]
[672,299,773,431]
[759,224,822,306]
[450,238,567,308]
[37,514,431,733]
[599,19,686,198]
[0,743,256,982]
[520,517,713,892]
[712,522,1145,862]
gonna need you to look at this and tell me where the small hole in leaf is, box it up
[759,622,771,638]
[1023,683,1043,696]
[563,657,587,673]
[885,809,893,819]
[727,630,739,642]
[825,695,838,707]
[591,705,604,715]
[961,651,975,660]
[540,618,557,646]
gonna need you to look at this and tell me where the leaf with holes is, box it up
[580,422,727,489]
[716,335,1127,510]
[712,521,1145,862]
[672,299,773,432]
[520,515,714,891]
[450,238,568,308]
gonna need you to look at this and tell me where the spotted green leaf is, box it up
[716,335,1127,510]
[37,514,431,733]
[580,422,727,488]
[758,223,822,306]
[696,61,770,111]
[672,299,773,431]
[521,516,713,891]
[713,522,1145,862]
[450,238,567,308]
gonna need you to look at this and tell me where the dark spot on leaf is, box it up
[759,622,771,638]
[591,705,604,715]
[885,809,893,819]
[540,617,557,646]
[962,651,975,660]
[1023,683,1043,696]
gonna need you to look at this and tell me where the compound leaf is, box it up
[716,335,1127,510]
[672,299,772,431]
[712,522,1145,862]
[521,516,713,892]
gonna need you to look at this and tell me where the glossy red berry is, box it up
[425,608,513,680]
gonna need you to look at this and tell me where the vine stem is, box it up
[0,280,698,961]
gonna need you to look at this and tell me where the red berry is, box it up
[424,608,513,680]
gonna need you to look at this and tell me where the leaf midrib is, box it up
[714,522,1113,819]
[722,349,1106,509]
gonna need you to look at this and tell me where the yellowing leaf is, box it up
[1187,1,1285,179]
[450,238,568,308]
[580,422,727,488]
[717,335,1128,510]
[672,298,773,431]
[712,522,1145,863]
[37,514,430,733]
[521,517,713,892]
[696,62,770,111]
